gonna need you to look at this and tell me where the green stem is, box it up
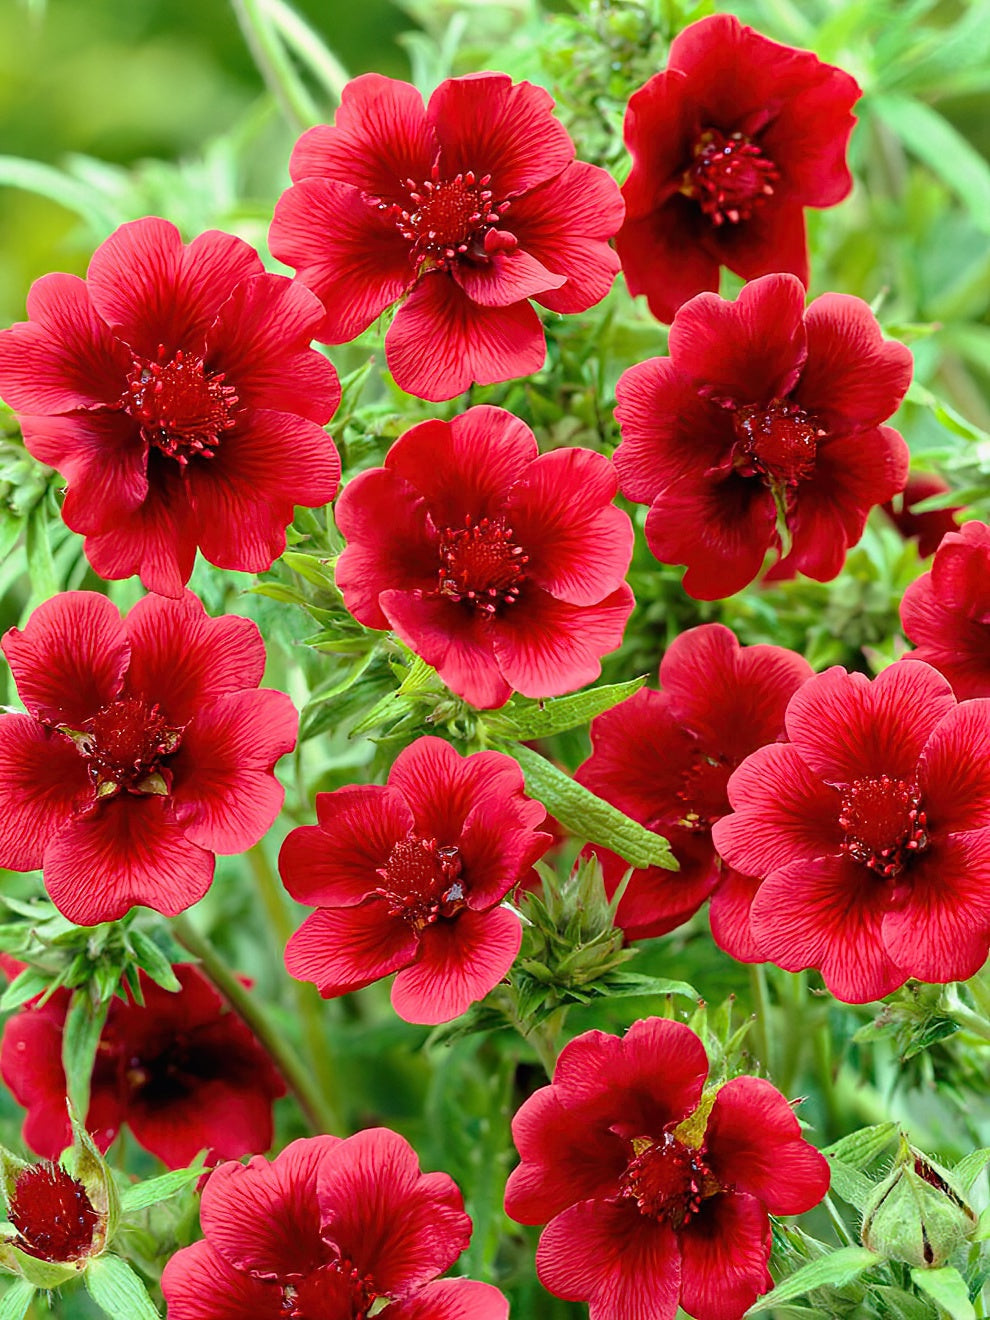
[951,1004,990,1044]
[748,962,774,1078]
[231,0,320,133]
[822,1193,855,1247]
[265,0,350,104]
[172,913,341,1136]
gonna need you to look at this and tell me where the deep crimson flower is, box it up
[1,964,286,1168]
[712,660,990,1002]
[615,13,860,323]
[882,472,961,558]
[900,521,990,700]
[0,590,297,924]
[0,217,341,595]
[614,274,912,599]
[269,72,623,401]
[575,624,811,956]
[280,736,551,1024]
[161,1129,509,1320]
[335,405,635,708]
[505,1017,829,1320]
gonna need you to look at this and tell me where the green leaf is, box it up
[62,992,111,1119]
[482,677,647,741]
[823,1122,899,1170]
[596,972,698,1001]
[498,743,676,871]
[745,1246,882,1313]
[85,1255,161,1320]
[0,1279,35,1320]
[0,969,52,1012]
[0,156,119,232]
[119,1160,206,1214]
[127,930,181,993]
[24,505,58,604]
[950,1147,990,1191]
[909,1265,976,1320]
[827,1157,877,1212]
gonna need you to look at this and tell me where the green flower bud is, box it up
[861,1135,976,1269]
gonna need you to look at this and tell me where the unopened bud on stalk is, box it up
[861,1134,976,1269]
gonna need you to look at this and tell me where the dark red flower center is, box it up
[381,166,511,270]
[376,835,467,932]
[124,345,239,466]
[620,1132,713,1227]
[681,128,780,226]
[676,752,734,832]
[61,697,183,800]
[839,775,929,878]
[732,400,823,489]
[436,514,529,616]
[284,1258,378,1319]
[9,1163,100,1263]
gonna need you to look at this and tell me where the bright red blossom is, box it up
[901,520,990,700]
[269,73,623,401]
[0,590,297,924]
[335,406,635,709]
[712,659,990,1002]
[504,1018,829,1320]
[616,13,860,322]
[161,1129,509,1320]
[1,964,285,1169]
[614,274,912,599]
[576,624,811,956]
[280,737,551,1024]
[0,217,341,595]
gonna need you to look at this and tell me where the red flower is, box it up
[615,13,860,323]
[900,521,990,700]
[335,405,635,708]
[1,965,285,1168]
[614,274,912,599]
[0,217,341,595]
[576,624,811,956]
[269,73,623,401]
[8,1163,103,1265]
[882,472,961,558]
[712,660,990,1002]
[161,1128,509,1320]
[280,736,550,1024]
[504,1017,829,1320]
[0,590,297,924]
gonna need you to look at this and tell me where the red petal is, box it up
[458,806,550,910]
[87,218,263,359]
[492,584,634,699]
[317,1127,470,1292]
[127,1074,276,1170]
[379,590,511,710]
[284,903,418,996]
[427,74,573,197]
[602,843,719,943]
[169,689,297,853]
[42,796,214,924]
[504,448,632,606]
[704,1076,830,1213]
[278,786,413,907]
[708,868,764,962]
[20,410,148,533]
[391,906,522,1024]
[162,1240,286,1320]
[536,1200,681,1320]
[0,717,90,871]
[0,273,131,413]
[620,70,694,222]
[615,197,721,325]
[783,661,956,784]
[2,590,127,724]
[678,1192,772,1320]
[269,177,412,343]
[918,698,990,833]
[930,521,990,617]
[714,199,809,287]
[453,246,564,307]
[749,853,904,1002]
[123,591,266,727]
[384,274,545,402]
[382,1279,509,1320]
[901,572,990,701]
[206,273,341,422]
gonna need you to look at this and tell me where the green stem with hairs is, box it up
[231,0,320,133]
[172,912,341,1136]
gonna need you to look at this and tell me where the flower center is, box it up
[676,752,734,832]
[436,515,529,616]
[60,697,183,800]
[839,775,929,878]
[285,1259,379,1319]
[681,128,780,226]
[620,1132,712,1227]
[9,1163,100,1263]
[381,167,509,269]
[124,345,239,466]
[376,836,467,932]
[732,400,822,489]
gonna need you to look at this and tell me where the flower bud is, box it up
[861,1135,976,1268]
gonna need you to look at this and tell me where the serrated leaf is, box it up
[501,743,676,871]
[119,1160,206,1214]
[745,1246,882,1313]
[127,931,180,993]
[826,1157,876,1212]
[909,1265,975,1320]
[62,992,110,1119]
[823,1122,899,1170]
[85,1255,161,1320]
[482,676,647,741]
[599,973,698,1001]
[951,1147,990,1191]
[0,1279,35,1320]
